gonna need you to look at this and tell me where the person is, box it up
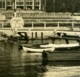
[42,50,48,66]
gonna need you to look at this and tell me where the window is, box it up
[7,0,13,5]
[17,2,23,5]
[25,0,33,5]
[7,0,13,9]
[35,0,40,5]
[35,0,41,10]
[26,6,32,9]
[16,0,24,9]
[0,0,6,9]
[35,2,39,5]
[35,0,40,2]
[34,6,39,10]
[25,0,33,10]
[16,0,24,5]
[26,2,32,5]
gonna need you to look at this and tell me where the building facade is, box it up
[0,0,80,39]
[0,0,44,10]
[0,0,80,12]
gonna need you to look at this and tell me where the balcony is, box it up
[0,10,72,19]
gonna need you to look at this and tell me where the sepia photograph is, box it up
[0,0,80,77]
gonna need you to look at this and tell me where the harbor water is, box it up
[0,40,80,77]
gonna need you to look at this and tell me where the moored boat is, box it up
[40,43,80,49]
[22,46,55,53]
[22,42,80,53]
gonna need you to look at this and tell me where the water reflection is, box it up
[0,41,46,77]
[1,41,80,77]
[0,42,11,77]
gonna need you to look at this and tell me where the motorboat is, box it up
[40,43,80,49]
[48,31,80,41]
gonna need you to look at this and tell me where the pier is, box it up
[0,11,80,39]
[0,0,80,77]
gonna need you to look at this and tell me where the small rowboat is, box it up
[22,46,55,53]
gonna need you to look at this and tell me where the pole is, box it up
[13,0,16,12]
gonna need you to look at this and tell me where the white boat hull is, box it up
[40,43,79,48]
[22,43,80,53]
[23,46,55,53]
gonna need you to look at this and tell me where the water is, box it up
[0,41,80,77]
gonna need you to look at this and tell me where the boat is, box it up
[22,45,55,53]
[48,32,80,41]
[40,43,79,48]
[22,42,80,53]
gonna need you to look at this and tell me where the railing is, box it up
[0,21,80,30]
